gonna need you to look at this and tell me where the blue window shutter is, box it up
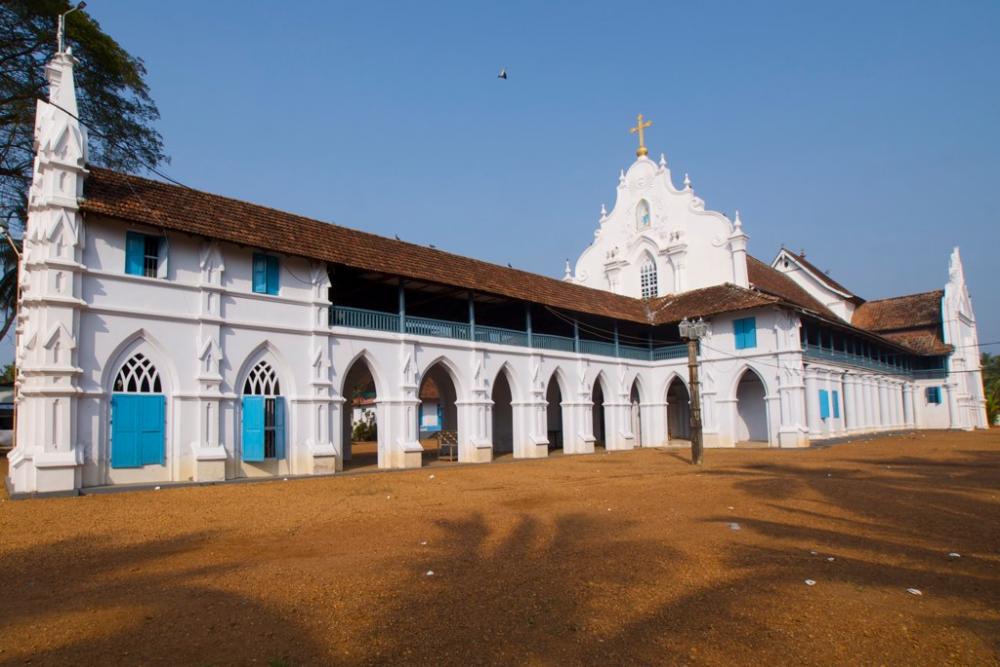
[138,395,165,465]
[832,390,840,418]
[252,254,267,294]
[819,389,830,419]
[242,396,265,461]
[111,394,142,468]
[125,232,145,276]
[266,255,280,295]
[745,318,757,348]
[733,318,744,349]
[273,397,286,459]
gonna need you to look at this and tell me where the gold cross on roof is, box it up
[629,114,653,157]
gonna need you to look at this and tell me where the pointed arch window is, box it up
[636,200,651,229]
[640,258,658,299]
[242,360,285,461]
[113,353,162,393]
[110,353,165,468]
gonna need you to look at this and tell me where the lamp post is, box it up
[678,317,709,465]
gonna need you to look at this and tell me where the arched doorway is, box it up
[418,361,459,462]
[545,372,564,452]
[629,379,643,447]
[240,360,286,464]
[110,352,166,468]
[592,375,607,449]
[491,368,514,457]
[342,356,379,469]
[666,376,691,442]
[735,368,769,443]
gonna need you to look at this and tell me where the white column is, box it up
[844,375,857,433]
[804,368,821,437]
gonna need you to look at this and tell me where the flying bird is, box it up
[394,234,400,241]
[507,262,513,268]
[498,67,507,80]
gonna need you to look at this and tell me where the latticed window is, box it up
[640,259,658,299]
[243,360,280,396]
[113,353,162,393]
[243,361,282,459]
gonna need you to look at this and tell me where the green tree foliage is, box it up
[982,352,1000,426]
[0,0,167,342]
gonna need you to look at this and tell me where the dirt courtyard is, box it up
[1,431,998,666]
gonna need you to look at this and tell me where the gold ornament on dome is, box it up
[629,114,653,157]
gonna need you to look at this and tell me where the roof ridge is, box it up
[859,288,944,304]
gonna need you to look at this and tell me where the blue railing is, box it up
[475,324,529,347]
[405,315,471,340]
[331,306,400,333]
[802,344,939,378]
[533,332,576,352]
[579,339,618,357]
[652,344,690,360]
[330,305,692,363]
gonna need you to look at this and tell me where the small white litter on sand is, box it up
[907,588,922,596]
[428,474,435,479]
[727,506,735,510]
[283,478,288,481]
[729,522,741,531]
[804,579,816,586]
[948,552,961,559]
[420,541,428,546]
[154,486,161,490]
[827,557,835,562]
[426,570,435,577]
[810,550,818,556]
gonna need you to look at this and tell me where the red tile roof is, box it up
[781,250,861,300]
[746,256,839,319]
[79,167,949,356]
[81,168,652,323]
[851,290,951,355]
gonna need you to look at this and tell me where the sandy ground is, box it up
[1,430,998,666]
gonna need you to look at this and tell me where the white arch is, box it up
[418,354,466,398]
[102,328,176,396]
[626,371,647,402]
[546,366,570,397]
[662,371,689,399]
[341,349,387,400]
[99,329,177,481]
[590,370,610,398]
[491,361,521,402]
[729,364,772,400]
[235,340,294,399]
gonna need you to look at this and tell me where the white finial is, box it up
[659,153,667,168]
[563,259,572,280]
[683,173,692,190]
[734,209,742,228]
[618,169,626,186]
[57,2,87,54]
[600,203,607,220]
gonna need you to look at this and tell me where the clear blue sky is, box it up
[12,0,1000,359]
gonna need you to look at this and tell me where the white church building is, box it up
[6,48,988,496]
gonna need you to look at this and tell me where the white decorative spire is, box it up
[45,50,79,118]
[563,259,573,281]
[734,209,743,229]
[948,246,965,284]
[599,203,607,221]
[618,169,626,187]
[658,153,667,169]
[683,173,692,190]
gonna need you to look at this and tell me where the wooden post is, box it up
[398,280,406,334]
[687,338,704,465]
[468,292,476,341]
[525,303,533,348]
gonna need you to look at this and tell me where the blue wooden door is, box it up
[242,395,265,461]
[111,394,164,468]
